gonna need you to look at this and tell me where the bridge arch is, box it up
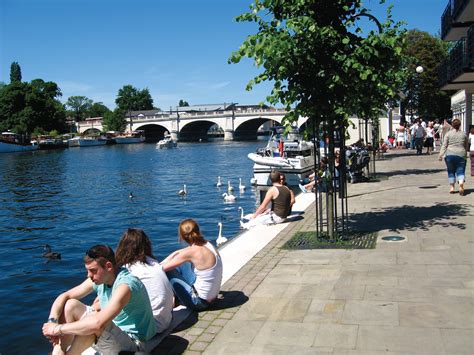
[134,123,171,142]
[179,120,221,142]
[234,117,282,140]
[82,128,101,135]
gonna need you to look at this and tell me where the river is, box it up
[0,140,264,353]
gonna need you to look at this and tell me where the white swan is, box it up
[238,206,252,223]
[216,222,228,246]
[216,176,222,187]
[239,177,246,191]
[177,184,187,196]
[227,180,234,192]
[222,192,236,202]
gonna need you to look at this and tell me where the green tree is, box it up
[88,102,111,118]
[66,96,93,122]
[178,99,189,107]
[10,62,22,83]
[230,0,405,238]
[0,79,66,134]
[115,85,154,112]
[102,109,126,132]
[401,29,451,121]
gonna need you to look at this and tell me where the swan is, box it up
[216,222,228,246]
[216,176,222,187]
[43,244,61,260]
[177,184,187,196]
[227,180,234,192]
[238,206,252,222]
[239,177,246,191]
[222,192,236,202]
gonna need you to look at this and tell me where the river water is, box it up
[0,140,264,353]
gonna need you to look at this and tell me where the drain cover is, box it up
[382,236,405,241]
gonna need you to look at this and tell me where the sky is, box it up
[0,0,448,111]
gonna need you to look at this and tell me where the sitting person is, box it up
[241,170,293,229]
[299,157,329,193]
[379,138,389,153]
[115,228,174,333]
[161,219,223,311]
[42,245,156,354]
[280,172,295,212]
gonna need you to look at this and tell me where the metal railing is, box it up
[453,0,469,19]
[441,1,453,39]
[439,24,474,87]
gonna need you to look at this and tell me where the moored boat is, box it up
[0,132,39,153]
[33,135,69,150]
[114,130,145,144]
[248,127,314,186]
[68,136,108,147]
[156,134,177,149]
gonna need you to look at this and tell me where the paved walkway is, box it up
[154,149,473,354]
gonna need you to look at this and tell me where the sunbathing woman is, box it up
[161,219,223,311]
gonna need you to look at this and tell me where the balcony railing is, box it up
[452,0,469,19]
[439,24,474,87]
[441,2,453,39]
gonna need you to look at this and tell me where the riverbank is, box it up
[153,149,473,354]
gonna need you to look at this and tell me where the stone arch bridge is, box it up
[78,106,309,141]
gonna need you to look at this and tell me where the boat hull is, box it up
[114,136,145,144]
[0,141,39,153]
[156,139,177,149]
[68,138,107,147]
[248,153,314,186]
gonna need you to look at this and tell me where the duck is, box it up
[177,184,187,196]
[216,222,228,246]
[43,244,61,260]
[129,192,134,199]
[222,192,236,202]
[239,177,246,191]
[227,180,234,192]
[216,176,223,187]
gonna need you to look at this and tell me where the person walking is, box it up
[469,125,474,177]
[438,118,469,195]
[424,121,435,155]
[414,119,426,155]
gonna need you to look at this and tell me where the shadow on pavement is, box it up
[347,202,472,232]
[377,168,445,177]
[151,335,189,355]
[209,290,249,311]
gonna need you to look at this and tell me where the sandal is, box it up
[449,190,455,194]
[459,186,464,196]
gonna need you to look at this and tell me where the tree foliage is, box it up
[66,96,93,122]
[88,102,111,118]
[0,79,66,134]
[115,85,154,112]
[178,99,190,107]
[229,0,405,129]
[401,29,451,120]
[102,109,126,132]
[10,62,22,83]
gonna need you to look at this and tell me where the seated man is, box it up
[241,170,294,229]
[42,245,157,354]
[299,157,329,193]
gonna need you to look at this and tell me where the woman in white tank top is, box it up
[161,219,223,311]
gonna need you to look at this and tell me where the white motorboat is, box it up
[68,136,107,147]
[248,127,315,186]
[114,130,145,144]
[0,132,39,153]
[156,135,177,149]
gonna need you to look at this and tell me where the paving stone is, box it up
[312,324,358,349]
[440,328,474,354]
[399,301,474,328]
[342,300,399,326]
[357,325,444,353]
[303,299,345,323]
[252,321,319,347]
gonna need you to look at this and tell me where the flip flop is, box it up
[449,190,455,194]
[459,187,464,196]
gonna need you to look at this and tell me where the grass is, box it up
[282,230,377,250]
